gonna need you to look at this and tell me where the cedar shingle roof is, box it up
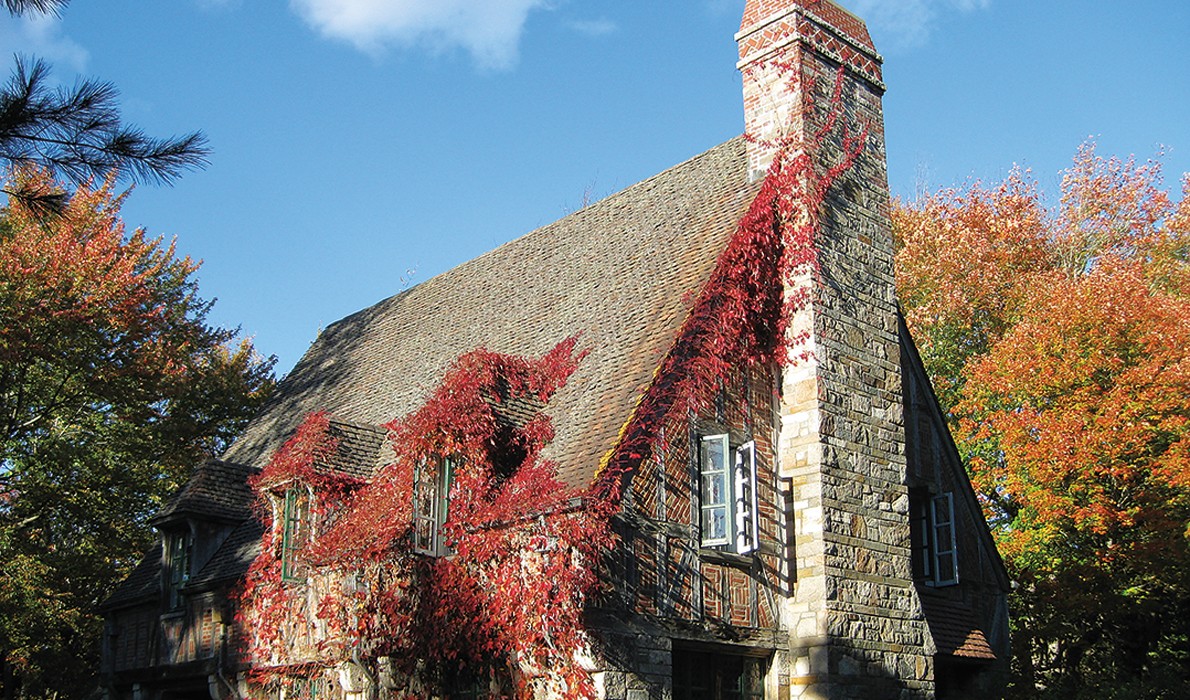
[152,459,257,525]
[223,137,759,488]
[189,517,265,587]
[103,138,755,612]
[323,420,388,481]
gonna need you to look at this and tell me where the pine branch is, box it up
[4,0,68,17]
[1,56,210,208]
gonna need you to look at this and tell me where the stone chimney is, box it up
[737,0,883,179]
[739,2,935,698]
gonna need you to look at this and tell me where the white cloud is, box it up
[289,0,551,69]
[0,12,88,71]
[195,0,242,10]
[566,18,616,37]
[704,0,742,17]
[849,0,990,50]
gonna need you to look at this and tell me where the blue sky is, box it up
[3,0,1187,375]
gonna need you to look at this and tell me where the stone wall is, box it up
[740,1,934,698]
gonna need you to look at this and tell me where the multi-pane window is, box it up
[446,671,489,700]
[166,529,191,610]
[912,490,958,587]
[413,456,456,556]
[281,487,311,582]
[673,649,766,700]
[699,434,758,554]
[930,492,958,586]
[278,675,332,700]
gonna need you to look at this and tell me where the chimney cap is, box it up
[740,0,875,52]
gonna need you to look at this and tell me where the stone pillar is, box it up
[739,2,932,698]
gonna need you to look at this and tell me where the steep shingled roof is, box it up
[189,517,265,587]
[152,459,257,525]
[323,420,388,481]
[223,137,760,488]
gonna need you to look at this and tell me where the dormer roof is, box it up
[151,459,257,526]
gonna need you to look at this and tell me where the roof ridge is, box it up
[320,136,749,338]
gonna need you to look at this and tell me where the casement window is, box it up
[165,529,192,610]
[930,492,959,586]
[673,648,766,700]
[413,456,456,556]
[699,434,759,554]
[912,490,959,587]
[281,487,311,582]
[446,671,490,700]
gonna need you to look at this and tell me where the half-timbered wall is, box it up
[621,363,785,632]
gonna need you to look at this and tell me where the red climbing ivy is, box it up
[235,61,866,699]
[236,338,615,697]
[236,412,364,659]
[594,63,867,500]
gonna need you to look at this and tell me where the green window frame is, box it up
[413,456,456,556]
[281,487,311,582]
[166,529,191,610]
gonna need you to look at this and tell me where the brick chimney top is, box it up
[740,0,874,52]
[737,0,882,179]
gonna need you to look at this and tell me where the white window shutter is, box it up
[735,441,758,554]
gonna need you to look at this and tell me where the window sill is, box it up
[698,548,755,569]
[920,579,961,589]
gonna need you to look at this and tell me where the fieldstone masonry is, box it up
[740,1,932,698]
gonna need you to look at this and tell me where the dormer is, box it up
[149,459,257,611]
[246,416,386,580]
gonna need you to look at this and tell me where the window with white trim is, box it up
[699,434,759,555]
[413,455,455,556]
[912,490,958,587]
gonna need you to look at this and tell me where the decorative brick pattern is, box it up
[738,1,884,179]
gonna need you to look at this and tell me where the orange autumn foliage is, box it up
[959,260,1190,564]
[894,142,1190,695]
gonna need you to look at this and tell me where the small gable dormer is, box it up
[247,415,384,583]
[150,459,257,613]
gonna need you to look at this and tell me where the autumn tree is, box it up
[0,169,274,698]
[894,143,1190,698]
